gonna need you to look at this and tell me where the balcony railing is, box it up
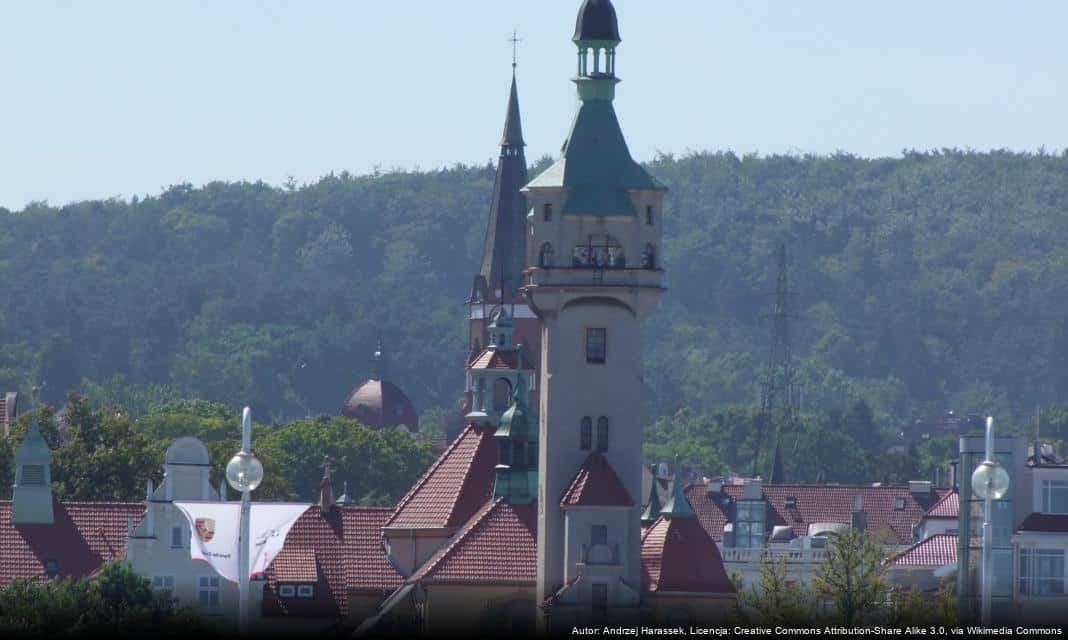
[525,266,663,290]
[720,547,830,564]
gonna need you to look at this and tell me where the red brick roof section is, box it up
[924,490,958,519]
[1017,512,1068,533]
[641,515,735,594]
[262,506,401,619]
[409,498,536,585]
[0,500,144,587]
[386,423,498,529]
[560,453,634,508]
[468,349,533,371]
[888,533,958,567]
[686,483,940,545]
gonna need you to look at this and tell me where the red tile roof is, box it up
[686,483,940,546]
[0,500,144,588]
[1016,512,1068,533]
[409,498,536,586]
[889,533,958,567]
[468,349,532,371]
[925,490,958,519]
[560,453,634,508]
[641,515,735,594]
[262,506,401,619]
[386,423,498,529]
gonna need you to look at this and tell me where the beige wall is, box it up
[422,584,536,635]
[383,528,452,578]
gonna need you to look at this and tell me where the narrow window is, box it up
[642,243,656,270]
[592,583,609,614]
[171,526,183,549]
[586,328,606,364]
[596,417,609,452]
[580,417,592,451]
[539,242,554,268]
[198,575,220,609]
[591,524,608,546]
[646,205,654,225]
[543,203,553,222]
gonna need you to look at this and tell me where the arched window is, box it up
[539,243,554,268]
[642,243,656,270]
[646,205,654,225]
[573,235,624,268]
[493,378,512,412]
[580,417,592,451]
[596,417,609,452]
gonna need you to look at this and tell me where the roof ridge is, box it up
[409,498,502,582]
[386,423,479,526]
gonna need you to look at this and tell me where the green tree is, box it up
[813,529,889,626]
[735,557,816,625]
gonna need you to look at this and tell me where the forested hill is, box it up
[2,150,1067,435]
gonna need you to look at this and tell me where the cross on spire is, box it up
[509,29,522,68]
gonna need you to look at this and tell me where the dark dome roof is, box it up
[340,378,419,433]
[573,0,620,43]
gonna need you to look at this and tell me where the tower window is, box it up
[543,203,553,222]
[586,328,606,364]
[573,235,624,269]
[646,205,654,225]
[642,243,656,270]
[20,465,44,485]
[591,524,608,546]
[592,583,608,613]
[539,243,555,268]
[596,417,609,452]
[580,417,592,451]
[171,526,183,549]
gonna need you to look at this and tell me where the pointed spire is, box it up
[660,455,695,519]
[319,456,334,513]
[641,464,663,525]
[501,70,525,148]
[372,341,384,380]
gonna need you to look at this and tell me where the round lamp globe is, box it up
[226,451,264,493]
[971,460,1009,501]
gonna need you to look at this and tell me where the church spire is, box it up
[477,58,530,304]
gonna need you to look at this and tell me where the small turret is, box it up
[493,348,538,504]
[11,387,54,524]
[640,464,663,525]
[659,455,695,519]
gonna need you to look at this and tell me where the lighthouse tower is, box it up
[523,0,665,627]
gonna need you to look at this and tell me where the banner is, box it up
[174,502,310,584]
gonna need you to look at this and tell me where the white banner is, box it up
[174,502,310,584]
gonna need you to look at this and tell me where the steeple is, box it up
[640,464,663,525]
[493,347,538,504]
[659,455,695,519]
[11,386,54,524]
[478,63,530,304]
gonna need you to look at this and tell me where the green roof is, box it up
[525,98,662,216]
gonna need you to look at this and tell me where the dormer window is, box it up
[894,497,906,511]
[784,496,797,509]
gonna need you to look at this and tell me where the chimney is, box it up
[319,456,334,514]
[704,476,723,496]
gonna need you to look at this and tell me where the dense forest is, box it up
[3,150,1068,485]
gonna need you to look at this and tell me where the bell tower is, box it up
[524,0,665,625]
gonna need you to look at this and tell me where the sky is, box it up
[1,0,1065,210]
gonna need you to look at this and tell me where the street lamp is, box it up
[225,407,263,635]
[970,416,1009,627]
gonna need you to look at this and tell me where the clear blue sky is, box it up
[1,0,1065,210]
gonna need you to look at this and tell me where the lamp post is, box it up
[225,407,264,635]
[970,416,1009,627]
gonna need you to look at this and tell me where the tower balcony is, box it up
[524,266,664,292]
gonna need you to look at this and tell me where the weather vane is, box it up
[509,29,522,68]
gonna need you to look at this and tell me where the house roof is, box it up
[640,515,735,595]
[889,533,958,567]
[386,423,497,529]
[0,500,144,588]
[686,483,944,546]
[261,505,401,619]
[468,349,532,371]
[560,453,634,508]
[1016,512,1068,533]
[925,490,958,519]
[408,498,536,586]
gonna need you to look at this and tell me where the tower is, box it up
[524,0,665,625]
[751,243,798,483]
[11,387,54,524]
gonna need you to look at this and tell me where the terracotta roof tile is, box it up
[560,453,634,508]
[640,515,735,594]
[262,506,401,619]
[686,483,939,546]
[410,499,536,585]
[0,500,144,588]
[386,424,497,529]
[1017,512,1068,533]
[889,533,958,567]
[925,490,958,519]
